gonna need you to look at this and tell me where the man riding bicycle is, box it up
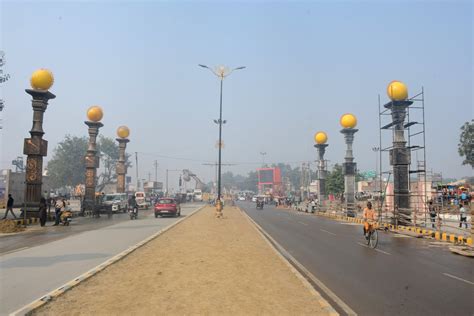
[363,201,376,239]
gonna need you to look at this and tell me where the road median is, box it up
[32,205,334,315]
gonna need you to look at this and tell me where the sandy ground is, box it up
[34,206,331,315]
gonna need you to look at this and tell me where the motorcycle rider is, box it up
[129,196,138,217]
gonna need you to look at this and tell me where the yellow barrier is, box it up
[458,235,464,244]
[449,235,455,243]
[467,238,473,246]
[442,233,447,241]
[435,232,441,240]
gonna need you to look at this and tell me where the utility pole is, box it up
[154,160,158,182]
[148,172,151,182]
[135,152,139,192]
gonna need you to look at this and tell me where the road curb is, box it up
[238,207,342,316]
[10,204,207,316]
[13,218,39,226]
[314,211,472,246]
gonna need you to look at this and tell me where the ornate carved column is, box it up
[340,114,358,212]
[115,126,130,193]
[84,106,104,217]
[23,69,55,217]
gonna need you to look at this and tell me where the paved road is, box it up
[0,211,147,255]
[0,203,203,315]
[239,202,473,316]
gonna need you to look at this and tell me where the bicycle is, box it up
[365,222,378,249]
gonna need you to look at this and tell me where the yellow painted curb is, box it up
[467,238,473,246]
[435,232,441,240]
[449,234,455,243]
[442,233,447,241]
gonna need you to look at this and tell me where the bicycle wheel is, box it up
[368,229,378,248]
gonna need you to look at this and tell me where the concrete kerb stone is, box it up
[238,207,341,316]
[10,204,207,316]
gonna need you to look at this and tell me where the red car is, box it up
[154,198,181,217]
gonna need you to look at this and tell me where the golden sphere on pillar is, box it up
[117,126,130,138]
[340,113,357,128]
[387,80,408,101]
[87,106,104,122]
[314,131,328,144]
[30,69,54,90]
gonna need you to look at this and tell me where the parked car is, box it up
[154,198,181,217]
[102,193,128,212]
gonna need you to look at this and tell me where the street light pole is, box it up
[199,64,245,218]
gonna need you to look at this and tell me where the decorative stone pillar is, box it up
[313,131,328,204]
[340,114,358,211]
[84,106,104,217]
[116,126,130,193]
[386,80,412,225]
[23,69,55,217]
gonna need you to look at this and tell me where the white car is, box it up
[252,196,257,202]
[238,196,246,201]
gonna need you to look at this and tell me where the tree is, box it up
[458,120,474,168]
[96,136,132,191]
[326,164,344,195]
[47,135,88,188]
[47,135,131,190]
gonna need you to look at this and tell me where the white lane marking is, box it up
[339,222,360,226]
[320,229,337,236]
[356,242,391,255]
[298,221,308,226]
[443,273,474,286]
[241,208,356,316]
[0,246,29,256]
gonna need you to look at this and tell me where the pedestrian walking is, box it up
[428,201,437,229]
[53,198,64,226]
[459,203,468,229]
[39,197,47,227]
[3,194,17,219]
[47,197,54,220]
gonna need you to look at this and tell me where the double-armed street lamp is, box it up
[198,64,245,217]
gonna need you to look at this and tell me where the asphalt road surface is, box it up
[0,203,203,315]
[239,201,473,316]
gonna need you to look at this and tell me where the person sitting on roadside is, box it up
[363,201,376,238]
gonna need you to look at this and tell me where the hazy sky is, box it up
[1,0,472,190]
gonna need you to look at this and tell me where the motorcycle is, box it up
[256,201,264,210]
[129,207,138,220]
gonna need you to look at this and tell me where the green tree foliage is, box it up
[458,120,473,168]
[47,135,88,188]
[326,164,344,195]
[47,135,131,190]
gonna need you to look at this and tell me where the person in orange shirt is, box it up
[363,201,376,238]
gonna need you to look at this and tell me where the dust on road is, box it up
[35,206,331,315]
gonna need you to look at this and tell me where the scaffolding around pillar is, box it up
[378,87,428,227]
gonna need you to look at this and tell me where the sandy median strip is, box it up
[35,206,331,315]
